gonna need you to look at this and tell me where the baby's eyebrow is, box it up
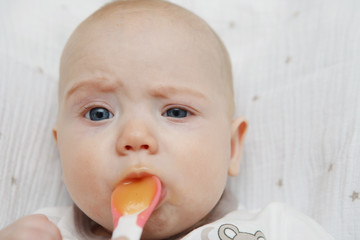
[149,85,208,101]
[64,79,208,102]
[65,78,123,99]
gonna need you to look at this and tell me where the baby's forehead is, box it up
[59,0,234,115]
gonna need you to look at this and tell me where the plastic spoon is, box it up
[111,175,162,240]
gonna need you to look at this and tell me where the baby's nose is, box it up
[116,120,158,155]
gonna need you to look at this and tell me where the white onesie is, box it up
[36,202,334,240]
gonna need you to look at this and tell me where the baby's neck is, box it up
[201,188,238,224]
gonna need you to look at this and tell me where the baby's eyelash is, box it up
[81,104,112,116]
[81,105,95,116]
[162,105,197,117]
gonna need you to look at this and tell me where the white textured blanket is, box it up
[1,1,359,239]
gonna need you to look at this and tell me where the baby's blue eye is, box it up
[85,107,114,121]
[164,108,189,118]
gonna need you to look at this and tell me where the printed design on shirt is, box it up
[217,224,266,240]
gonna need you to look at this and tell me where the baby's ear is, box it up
[52,126,58,144]
[228,117,248,176]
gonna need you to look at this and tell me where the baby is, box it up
[0,0,334,239]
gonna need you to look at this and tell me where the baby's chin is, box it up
[141,208,183,239]
[141,206,202,239]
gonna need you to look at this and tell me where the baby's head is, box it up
[53,0,247,238]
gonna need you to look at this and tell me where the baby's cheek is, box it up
[61,154,112,227]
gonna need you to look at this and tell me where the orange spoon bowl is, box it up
[111,175,162,239]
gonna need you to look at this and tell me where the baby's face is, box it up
[54,3,244,239]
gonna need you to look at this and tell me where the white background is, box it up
[1,0,359,239]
